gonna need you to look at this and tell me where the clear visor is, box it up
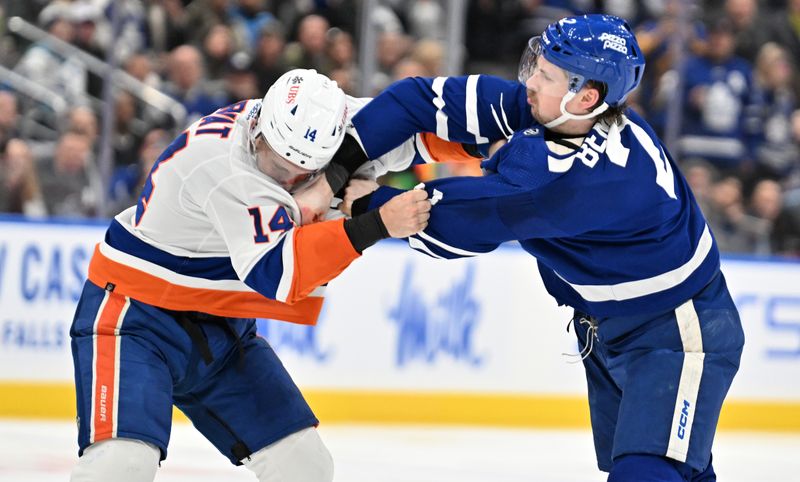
[255,136,321,193]
[518,36,543,84]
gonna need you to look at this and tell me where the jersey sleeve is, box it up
[198,173,360,304]
[364,138,631,257]
[352,75,532,160]
[345,95,486,179]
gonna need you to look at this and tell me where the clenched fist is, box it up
[379,189,431,238]
[341,179,380,216]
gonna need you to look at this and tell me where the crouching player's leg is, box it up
[70,282,175,481]
[242,427,333,481]
[71,438,160,482]
[576,273,744,482]
[172,316,332,482]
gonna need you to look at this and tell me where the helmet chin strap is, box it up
[543,91,610,129]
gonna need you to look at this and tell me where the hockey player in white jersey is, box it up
[68,69,430,482]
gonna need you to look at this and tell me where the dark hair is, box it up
[585,79,626,125]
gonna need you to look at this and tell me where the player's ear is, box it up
[577,87,601,113]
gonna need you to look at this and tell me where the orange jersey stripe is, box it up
[87,246,323,324]
[287,218,361,303]
[418,132,483,163]
[91,290,126,443]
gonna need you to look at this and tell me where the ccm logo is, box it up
[677,399,690,440]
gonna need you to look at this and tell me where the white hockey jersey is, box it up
[88,98,416,324]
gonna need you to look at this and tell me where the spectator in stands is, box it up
[183,0,234,47]
[682,158,718,215]
[112,90,148,167]
[65,106,100,165]
[678,17,761,174]
[725,0,772,63]
[123,53,162,90]
[752,42,799,180]
[14,2,88,108]
[325,28,357,95]
[748,178,800,256]
[163,44,227,122]
[202,24,240,82]
[705,175,770,253]
[222,52,260,104]
[771,0,800,98]
[108,128,169,215]
[392,58,428,81]
[252,19,288,93]
[325,27,355,73]
[465,0,522,77]
[230,0,275,50]
[636,0,707,127]
[70,1,105,99]
[37,131,100,217]
[0,91,19,148]
[142,0,188,54]
[405,0,445,40]
[372,30,411,93]
[67,106,98,148]
[410,39,445,77]
[283,14,330,72]
[0,138,46,217]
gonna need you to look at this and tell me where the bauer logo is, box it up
[387,262,483,367]
[677,399,691,440]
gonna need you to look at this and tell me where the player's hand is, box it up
[293,175,334,225]
[378,189,431,238]
[341,179,380,216]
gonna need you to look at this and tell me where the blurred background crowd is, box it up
[1,0,800,257]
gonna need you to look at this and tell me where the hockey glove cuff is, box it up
[325,133,369,194]
[343,208,390,253]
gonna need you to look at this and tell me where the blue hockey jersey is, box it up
[352,75,720,317]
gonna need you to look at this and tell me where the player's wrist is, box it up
[324,162,349,195]
[342,209,389,253]
[333,134,369,174]
[351,192,374,217]
[326,134,369,194]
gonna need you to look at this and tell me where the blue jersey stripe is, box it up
[106,220,240,281]
[243,237,287,299]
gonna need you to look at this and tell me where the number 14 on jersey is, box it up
[248,206,294,243]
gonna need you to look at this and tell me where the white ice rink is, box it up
[0,420,798,481]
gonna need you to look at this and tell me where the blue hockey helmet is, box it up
[519,14,645,109]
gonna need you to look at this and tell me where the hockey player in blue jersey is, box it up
[303,13,744,482]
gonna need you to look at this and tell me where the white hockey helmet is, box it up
[256,69,347,171]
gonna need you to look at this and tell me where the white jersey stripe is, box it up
[99,242,257,292]
[666,299,705,461]
[431,77,449,140]
[409,236,444,259]
[675,300,704,353]
[275,229,296,302]
[111,298,130,438]
[414,133,437,164]
[417,230,482,257]
[89,290,111,444]
[490,104,512,140]
[499,93,514,138]
[556,225,713,302]
[466,75,489,143]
